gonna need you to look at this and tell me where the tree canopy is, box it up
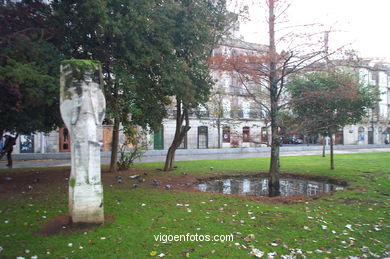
[162,0,235,171]
[52,0,173,129]
[0,0,62,134]
[287,71,377,136]
[51,0,233,171]
[287,71,377,169]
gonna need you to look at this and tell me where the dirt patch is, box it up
[35,214,115,236]
[0,167,150,199]
[0,167,347,206]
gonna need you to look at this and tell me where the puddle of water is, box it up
[198,177,343,197]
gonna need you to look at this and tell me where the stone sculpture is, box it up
[60,60,105,223]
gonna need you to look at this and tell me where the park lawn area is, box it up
[0,152,389,258]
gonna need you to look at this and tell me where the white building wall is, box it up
[378,71,388,119]
[151,118,266,150]
[343,125,366,145]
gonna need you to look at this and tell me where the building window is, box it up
[223,126,230,143]
[243,127,250,142]
[20,134,34,153]
[242,102,250,119]
[260,108,268,119]
[222,99,231,118]
[198,104,209,117]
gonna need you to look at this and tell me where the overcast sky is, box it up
[233,0,390,61]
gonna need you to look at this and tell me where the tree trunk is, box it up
[330,133,334,170]
[322,136,326,157]
[164,99,190,171]
[164,146,177,171]
[217,117,221,148]
[109,117,120,173]
[267,0,280,197]
[269,121,281,197]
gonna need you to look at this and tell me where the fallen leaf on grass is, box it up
[345,224,354,231]
[249,248,264,258]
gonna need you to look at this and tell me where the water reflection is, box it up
[197,177,343,197]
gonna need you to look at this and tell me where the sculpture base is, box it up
[70,183,104,223]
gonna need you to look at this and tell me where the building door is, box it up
[20,134,34,153]
[198,126,208,149]
[335,130,344,145]
[243,127,250,142]
[222,126,231,143]
[368,127,374,144]
[153,127,164,150]
[59,126,71,152]
[385,127,390,144]
[261,127,268,144]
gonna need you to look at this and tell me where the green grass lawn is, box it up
[0,152,389,258]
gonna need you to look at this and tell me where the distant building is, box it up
[9,42,390,154]
[342,60,390,145]
[148,38,270,150]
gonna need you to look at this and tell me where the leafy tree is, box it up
[0,0,62,135]
[287,71,377,169]
[163,0,236,171]
[52,0,173,172]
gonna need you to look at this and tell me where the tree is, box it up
[0,0,62,136]
[52,0,173,172]
[210,0,329,196]
[163,0,235,171]
[202,87,226,149]
[287,71,377,169]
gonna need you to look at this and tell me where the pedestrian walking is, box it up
[0,133,18,168]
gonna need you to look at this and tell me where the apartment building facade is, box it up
[8,42,390,154]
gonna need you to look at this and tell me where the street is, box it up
[1,145,389,169]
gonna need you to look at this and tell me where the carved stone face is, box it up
[60,64,105,130]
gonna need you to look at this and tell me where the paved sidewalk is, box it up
[1,145,389,169]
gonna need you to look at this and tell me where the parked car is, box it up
[294,137,303,144]
[281,136,303,144]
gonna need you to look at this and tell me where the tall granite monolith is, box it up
[60,60,105,223]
